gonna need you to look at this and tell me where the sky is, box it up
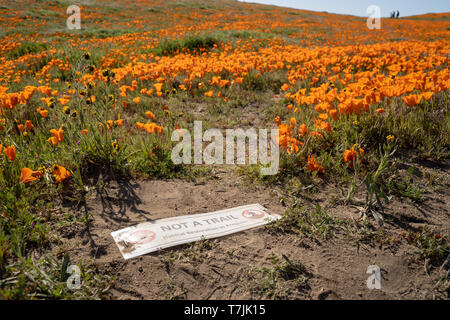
[238,0,450,17]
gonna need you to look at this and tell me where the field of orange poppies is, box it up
[0,0,449,299]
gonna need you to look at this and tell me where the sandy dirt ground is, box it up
[52,164,449,300]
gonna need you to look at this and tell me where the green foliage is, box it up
[0,184,50,265]
[6,42,48,59]
[271,204,342,239]
[360,141,397,225]
[152,33,220,56]
[242,69,287,92]
[407,228,449,264]
[0,255,112,299]
[130,136,186,179]
[385,166,425,203]
[247,253,310,299]
[359,95,450,160]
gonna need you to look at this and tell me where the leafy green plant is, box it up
[386,166,425,203]
[407,228,449,264]
[271,204,342,239]
[344,146,364,204]
[152,33,220,56]
[0,255,113,299]
[362,139,396,225]
[247,254,310,299]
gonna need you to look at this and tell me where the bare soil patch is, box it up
[53,167,449,300]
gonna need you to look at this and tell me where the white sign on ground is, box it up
[111,204,281,259]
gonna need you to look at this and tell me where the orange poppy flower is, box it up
[144,123,156,133]
[306,155,324,173]
[154,83,163,92]
[275,116,281,126]
[278,124,290,137]
[289,117,296,129]
[52,165,72,183]
[145,111,155,119]
[3,145,16,161]
[50,128,64,142]
[329,109,338,121]
[19,168,42,184]
[309,131,323,138]
[287,137,303,154]
[25,120,33,131]
[133,97,141,104]
[402,94,422,107]
[420,92,433,101]
[58,97,70,106]
[314,119,331,132]
[47,137,58,146]
[343,146,365,167]
[36,108,48,118]
[299,124,307,136]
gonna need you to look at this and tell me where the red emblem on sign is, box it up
[242,209,266,219]
[128,229,156,245]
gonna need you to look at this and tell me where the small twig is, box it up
[424,258,431,278]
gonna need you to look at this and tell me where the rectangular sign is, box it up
[111,204,281,259]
